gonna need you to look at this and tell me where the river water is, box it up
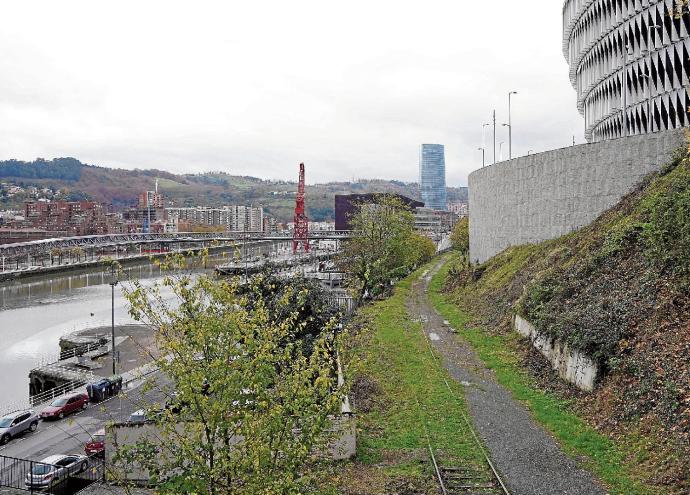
[0,243,289,407]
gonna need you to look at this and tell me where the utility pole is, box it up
[109,264,118,376]
[493,110,497,165]
[508,91,517,159]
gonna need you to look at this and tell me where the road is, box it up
[0,373,169,464]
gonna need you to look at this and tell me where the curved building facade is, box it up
[563,0,690,142]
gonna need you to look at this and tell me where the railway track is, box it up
[421,389,509,495]
[417,313,510,494]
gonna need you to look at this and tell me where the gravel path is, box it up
[407,262,606,495]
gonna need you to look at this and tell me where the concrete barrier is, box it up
[514,314,599,392]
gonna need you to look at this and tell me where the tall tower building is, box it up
[419,144,447,211]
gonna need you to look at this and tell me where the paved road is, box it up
[0,373,169,463]
[407,261,606,495]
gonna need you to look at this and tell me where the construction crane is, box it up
[292,163,310,254]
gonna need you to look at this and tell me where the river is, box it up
[0,242,290,408]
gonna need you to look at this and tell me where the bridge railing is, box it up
[0,231,354,259]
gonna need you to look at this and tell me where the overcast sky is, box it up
[0,1,583,187]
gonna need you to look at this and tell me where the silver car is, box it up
[25,454,89,489]
[0,410,39,445]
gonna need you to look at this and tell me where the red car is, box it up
[40,393,89,420]
[84,428,105,457]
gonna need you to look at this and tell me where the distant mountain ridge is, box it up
[0,158,468,222]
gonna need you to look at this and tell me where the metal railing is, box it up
[28,375,93,408]
[0,454,104,494]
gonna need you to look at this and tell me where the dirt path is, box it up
[406,261,605,495]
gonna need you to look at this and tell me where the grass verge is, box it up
[341,264,490,492]
[428,253,654,495]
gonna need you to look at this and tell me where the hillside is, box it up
[440,143,690,492]
[0,158,468,222]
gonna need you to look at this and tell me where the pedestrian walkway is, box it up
[406,261,605,495]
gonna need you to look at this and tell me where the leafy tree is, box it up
[450,217,470,263]
[338,194,434,300]
[117,257,344,494]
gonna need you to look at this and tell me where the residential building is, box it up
[447,201,469,218]
[166,206,264,232]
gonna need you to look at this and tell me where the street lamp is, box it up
[492,110,497,165]
[478,147,485,168]
[508,91,518,159]
[109,264,119,376]
[499,141,505,162]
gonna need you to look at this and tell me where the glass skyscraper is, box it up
[419,144,447,211]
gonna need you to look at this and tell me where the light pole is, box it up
[499,142,505,162]
[109,264,119,376]
[508,91,517,159]
[492,110,497,165]
[478,147,485,167]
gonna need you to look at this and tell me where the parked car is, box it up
[84,429,105,457]
[128,409,148,424]
[0,410,39,445]
[25,454,89,490]
[40,393,89,420]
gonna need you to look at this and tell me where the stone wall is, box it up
[468,129,687,263]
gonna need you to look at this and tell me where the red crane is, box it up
[292,162,310,254]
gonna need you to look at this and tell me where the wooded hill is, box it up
[0,158,468,222]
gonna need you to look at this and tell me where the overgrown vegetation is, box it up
[338,195,436,301]
[429,256,650,495]
[336,265,490,494]
[439,141,690,492]
[116,255,344,494]
[450,216,469,264]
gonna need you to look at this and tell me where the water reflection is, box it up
[0,244,280,406]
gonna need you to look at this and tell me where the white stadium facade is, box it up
[563,0,690,142]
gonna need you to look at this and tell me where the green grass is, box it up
[428,253,655,495]
[354,266,490,479]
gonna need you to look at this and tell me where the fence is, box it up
[0,454,104,494]
[28,375,94,408]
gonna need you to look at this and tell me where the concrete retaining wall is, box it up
[514,314,598,392]
[469,129,687,263]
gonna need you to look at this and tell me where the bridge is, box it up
[0,231,354,264]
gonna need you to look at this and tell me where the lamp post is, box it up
[492,110,497,165]
[478,147,485,167]
[508,91,517,159]
[499,142,505,162]
[109,264,119,376]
